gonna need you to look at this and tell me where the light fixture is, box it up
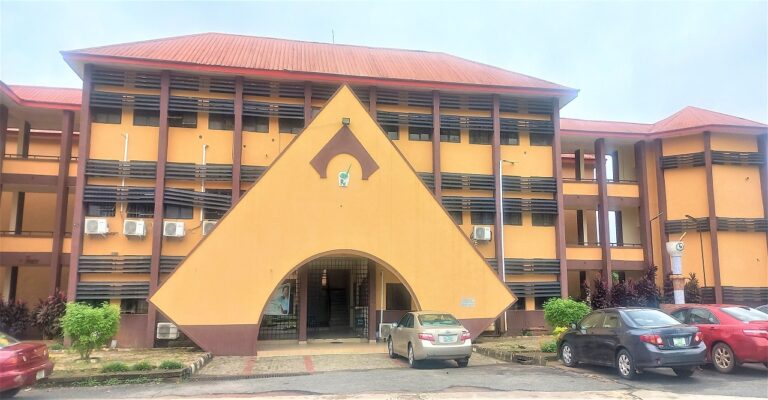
[342,117,351,126]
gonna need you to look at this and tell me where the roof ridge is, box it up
[8,83,82,91]
[561,117,652,126]
[441,52,577,91]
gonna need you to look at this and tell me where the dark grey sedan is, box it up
[557,308,706,379]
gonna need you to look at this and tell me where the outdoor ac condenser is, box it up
[123,219,146,237]
[471,225,492,241]
[156,323,179,340]
[163,221,185,238]
[84,218,109,235]
[201,220,217,236]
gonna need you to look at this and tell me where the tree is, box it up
[634,266,662,308]
[610,280,637,307]
[0,300,32,337]
[33,290,68,340]
[590,278,611,310]
[61,302,120,360]
[543,298,591,328]
[685,273,702,304]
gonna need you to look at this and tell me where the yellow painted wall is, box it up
[607,183,639,198]
[664,168,708,219]
[710,132,757,152]
[15,268,49,305]
[717,232,768,287]
[611,247,644,261]
[565,246,602,261]
[151,86,515,326]
[663,135,703,156]
[713,165,763,217]
[564,182,598,196]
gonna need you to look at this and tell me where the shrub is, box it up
[49,343,65,351]
[101,362,130,373]
[552,326,569,338]
[61,302,120,360]
[590,278,611,310]
[543,298,591,329]
[685,273,702,303]
[158,360,184,370]
[33,289,68,339]
[132,361,154,371]
[0,299,32,337]
[540,341,557,353]
[634,266,661,308]
[610,280,636,307]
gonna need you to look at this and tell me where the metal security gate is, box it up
[257,271,300,340]
[306,257,369,339]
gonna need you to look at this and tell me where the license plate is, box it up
[672,337,686,347]
[439,335,457,343]
[36,370,46,380]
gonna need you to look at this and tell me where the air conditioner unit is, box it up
[379,323,396,340]
[472,226,492,241]
[156,322,179,340]
[84,218,109,235]
[163,221,185,238]
[202,220,217,236]
[123,219,146,237]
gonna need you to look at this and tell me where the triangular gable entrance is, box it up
[151,86,516,355]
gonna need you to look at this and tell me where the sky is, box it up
[1,0,766,124]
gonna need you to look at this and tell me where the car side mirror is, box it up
[392,323,398,328]
[571,323,577,330]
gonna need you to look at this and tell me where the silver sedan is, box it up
[387,311,473,368]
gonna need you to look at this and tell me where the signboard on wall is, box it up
[265,283,293,315]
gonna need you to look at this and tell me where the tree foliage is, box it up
[684,273,702,304]
[543,298,592,328]
[33,290,67,339]
[634,266,661,308]
[590,278,612,310]
[61,302,120,360]
[0,300,32,337]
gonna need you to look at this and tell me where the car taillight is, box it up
[693,331,703,344]
[640,334,664,346]
[743,329,768,338]
[460,331,472,341]
[418,333,434,341]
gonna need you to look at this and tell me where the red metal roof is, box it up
[560,118,652,135]
[0,81,81,110]
[62,33,576,98]
[652,106,766,133]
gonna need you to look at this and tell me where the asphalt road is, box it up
[15,359,768,399]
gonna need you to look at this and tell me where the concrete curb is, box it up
[474,346,557,366]
[182,352,213,378]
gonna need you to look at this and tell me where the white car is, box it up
[387,311,473,368]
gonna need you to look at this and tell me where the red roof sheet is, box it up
[62,33,574,95]
[1,81,81,110]
[560,118,652,135]
[652,106,766,133]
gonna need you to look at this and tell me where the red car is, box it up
[0,332,54,398]
[669,305,768,373]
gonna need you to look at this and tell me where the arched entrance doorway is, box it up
[257,255,417,343]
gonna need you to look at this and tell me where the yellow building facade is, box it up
[0,34,766,355]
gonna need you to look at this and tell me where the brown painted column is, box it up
[432,91,442,201]
[654,139,671,276]
[367,263,376,342]
[298,266,308,342]
[67,64,94,302]
[492,95,504,281]
[759,134,768,249]
[635,141,653,267]
[574,149,583,181]
[595,138,612,286]
[703,132,723,303]
[232,77,243,204]
[552,99,568,297]
[304,83,312,126]
[369,87,377,119]
[50,110,74,294]
[0,105,7,206]
[18,122,30,157]
[146,70,171,347]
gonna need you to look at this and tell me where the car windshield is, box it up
[418,314,460,327]
[721,307,768,322]
[623,309,681,328]
[0,332,19,349]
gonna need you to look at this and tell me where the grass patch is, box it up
[48,347,204,378]
[101,362,129,373]
[158,360,184,370]
[49,343,65,351]
[67,376,161,387]
[131,361,154,371]
[540,341,557,353]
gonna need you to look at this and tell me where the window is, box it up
[469,130,492,145]
[209,113,234,130]
[120,299,148,314]
[689,308,719,324]
[471,211,495,225]
[81,299,109,308]
[133,109,159,127]
[532,213,556,226]
[720,306,767,322]
[408,126,431,141]
[509,299,525,310]
[386,283,411,310]
[440,127,460,143]
[85,202,116,217]
[243,115,269,133]
[503,212,522,226]
[530,133,553,146]
[579,312,604,329]
[418,314,460,327]
[448,211,463,225]
[92,107,121,124]
[163,204,193,219]
[127,203,154,218]
[381,124,399,140]
[203,190,230,220]
[671,309,688,323]
[623,309,681,328]
[602,312,621,328]
[279,117,304,134]
[169,111,197,128]
[501,131,519,145]
[616,271,627,283]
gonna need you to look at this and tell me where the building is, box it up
[1,33,766,355]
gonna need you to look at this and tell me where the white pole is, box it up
[379,271,384,340]
[201,144,208,222]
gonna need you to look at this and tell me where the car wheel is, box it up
[560,342,578,367]
[673,367,696,378]
[712,343,737,374]
[0,388,21,398]
[616,349,637,380]
[387,337,396,359]
[456,358,469,368]
[407,344,419,368]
